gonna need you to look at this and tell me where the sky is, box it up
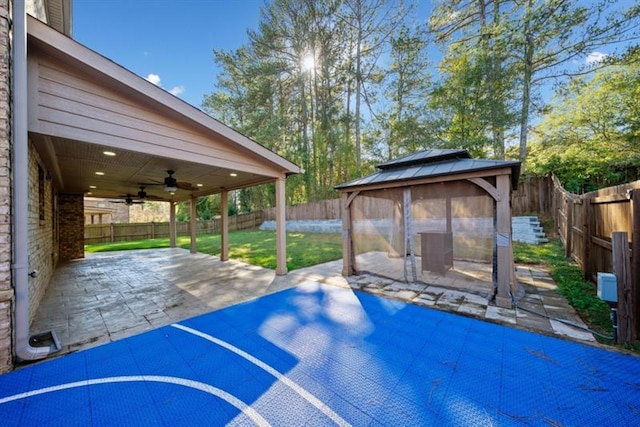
[73,0,265,109]
[72,0,633,111]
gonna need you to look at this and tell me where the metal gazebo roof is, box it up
[335,149,521,191]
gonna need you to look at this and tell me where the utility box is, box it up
[597,272,617,303]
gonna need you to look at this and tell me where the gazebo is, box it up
[335,149,521,308]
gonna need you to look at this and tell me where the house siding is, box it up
[0,0,11,373]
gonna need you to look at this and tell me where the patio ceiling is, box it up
[26,15,300,203]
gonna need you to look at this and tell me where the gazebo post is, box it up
[189,196,197,254]
[341,192,355,276]
[169,201,176,248]
[275,177,287,275]
[495,174,515,308]
[220,190,229,261]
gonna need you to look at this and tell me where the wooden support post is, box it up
[612,232,634,344]
[495,175,515,308]
[220,190,229,261]
[275,178,287,275]
[169,201,176,248]
[341,192,355,276]
[445,196,452,233]
[189,196,197,254]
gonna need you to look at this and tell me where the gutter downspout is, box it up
[13,1,52,361]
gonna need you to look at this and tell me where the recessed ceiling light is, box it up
[103,151,116,156]
[95,172,105,176]
[89,185,96,189]
[230,173,237,177]
[196,183,203,187]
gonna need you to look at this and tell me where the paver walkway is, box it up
[32,248,598,361]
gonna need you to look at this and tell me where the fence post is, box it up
[612,232,634,344]
[110,223,114,243]
[583,198,593,281]
[565,197,573,258]
[630,189,640,339]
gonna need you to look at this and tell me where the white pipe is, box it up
[13,1,49,360]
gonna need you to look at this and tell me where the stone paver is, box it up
[31,248,599,361]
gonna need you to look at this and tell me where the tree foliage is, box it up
[199,0,640,211]
[527,48,640,192]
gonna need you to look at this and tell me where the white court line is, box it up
[0,375,270,426]
[171,323,350,427]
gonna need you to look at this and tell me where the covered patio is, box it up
[19,15,301,363]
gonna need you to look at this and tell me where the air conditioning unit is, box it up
[597,272,617,303]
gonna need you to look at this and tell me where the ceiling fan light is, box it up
[164,185,177,193]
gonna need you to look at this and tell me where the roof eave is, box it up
[26,15,302,177]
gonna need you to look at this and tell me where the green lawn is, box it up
[85,230,343,271]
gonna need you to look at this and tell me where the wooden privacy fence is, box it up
[553,175,638,341]
[84,211,264,244]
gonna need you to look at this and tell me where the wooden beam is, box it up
[467,177,501,201]
[189,196,197,254]
[169,201,176,247]
[340,168,513,194]
[220,190,229,261]
[275,178,287,275]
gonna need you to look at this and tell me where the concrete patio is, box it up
[30,248,598,360]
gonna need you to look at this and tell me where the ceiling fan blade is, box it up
[176,181,197,191]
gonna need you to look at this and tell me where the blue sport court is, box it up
[1,281,639,426]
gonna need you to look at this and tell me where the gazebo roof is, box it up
[335,149,521,191]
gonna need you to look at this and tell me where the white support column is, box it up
[221,190,229,261]
[169,201,176,248]
[189,196,197,254]
[275,178,287,275]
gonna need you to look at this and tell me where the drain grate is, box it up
[29,330,62,353]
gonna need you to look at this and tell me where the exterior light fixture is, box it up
[103,151,116,156]
[95,171,104,176]
[230,173,237,177]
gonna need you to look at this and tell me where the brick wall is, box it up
[27,142,56,323]
[0,0,12,374]
[58,194,85,260]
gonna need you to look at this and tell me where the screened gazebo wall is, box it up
[336,149,520,308]
[351,181,495,296]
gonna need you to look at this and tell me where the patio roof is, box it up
[26,15,301,204]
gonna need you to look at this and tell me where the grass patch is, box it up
[85,230,343,271]
[513,238,615,345]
